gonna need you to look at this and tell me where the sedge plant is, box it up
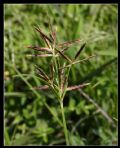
[26,21,96,145]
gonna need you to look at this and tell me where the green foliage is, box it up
[4,4,118,145]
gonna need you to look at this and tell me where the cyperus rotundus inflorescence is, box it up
[27,22,96,145]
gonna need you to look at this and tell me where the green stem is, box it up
[52,45,59,85]
[60,101,69,145]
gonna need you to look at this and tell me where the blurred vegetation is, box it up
[4,4,118,146]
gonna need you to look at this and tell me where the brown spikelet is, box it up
[27,54,52,57]
[62,76,68,92]
[34,26,52,48]
[67,83,90,91]
[61,47,69,53]
[52,31,56,40]
[59,68,65,91]
[48,17,56,43]
[33,85,49,90]
[50,63,54,81]
[49,34,54,42]
[55,49,72,63]
[34,26,52,43]
[58,39,81,48]
[35,65,50,81]
[27,46,52,53]
[74,43,86,60]
[37,72,48,81]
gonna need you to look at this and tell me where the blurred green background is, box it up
[4,4,118,146]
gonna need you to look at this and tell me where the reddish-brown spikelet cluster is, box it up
[27,23,96,96]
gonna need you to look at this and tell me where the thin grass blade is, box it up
[79,57,117,83]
